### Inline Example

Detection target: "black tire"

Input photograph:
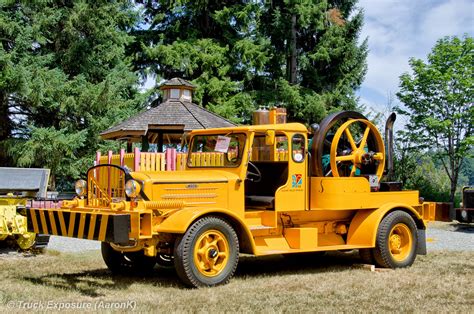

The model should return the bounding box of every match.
[101,242,156,275]
[174,216,239,287]
[373,211,418,268]
[359,248,375,265]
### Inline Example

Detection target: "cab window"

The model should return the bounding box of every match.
[187,133,246,167]
[292,134,305,163]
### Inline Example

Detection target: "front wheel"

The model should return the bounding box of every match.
[101,242,156,275]
[373,211,418,268]
[174,216,239,287]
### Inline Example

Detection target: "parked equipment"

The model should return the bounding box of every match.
[27,111,449,286]
[0,167,51,250]
[455,186,473,223]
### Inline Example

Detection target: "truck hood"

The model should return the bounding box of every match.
[131,170,238,184]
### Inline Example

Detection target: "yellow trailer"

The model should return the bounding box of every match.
[27,111,448,287]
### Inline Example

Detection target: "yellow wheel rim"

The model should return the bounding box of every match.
[16,232,36,250]
[330,119,385,180]
[193,230,229,277]
[388,223,413,262]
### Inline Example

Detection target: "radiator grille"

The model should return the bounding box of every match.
[87,165,126,207]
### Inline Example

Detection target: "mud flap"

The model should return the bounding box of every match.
[417,229,426,255]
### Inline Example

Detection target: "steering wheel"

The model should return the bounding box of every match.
[246,161,262,182]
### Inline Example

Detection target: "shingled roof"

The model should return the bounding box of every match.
[161,77,196,88]
[100,99,236,140]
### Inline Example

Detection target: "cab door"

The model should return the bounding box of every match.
[274,133,307,211]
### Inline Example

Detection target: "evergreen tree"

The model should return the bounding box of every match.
[257,0,367,123]
[135,0,367,124]
[0,0,143,188]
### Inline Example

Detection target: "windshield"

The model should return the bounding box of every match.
[187,133,246,168]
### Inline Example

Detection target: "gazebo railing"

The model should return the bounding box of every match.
[96,148,289,171]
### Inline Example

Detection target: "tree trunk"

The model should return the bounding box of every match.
[289,13,297,84]
[0,92,12,166]
[450,180,456,205]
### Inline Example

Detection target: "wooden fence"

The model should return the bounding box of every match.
[96,148,289,172]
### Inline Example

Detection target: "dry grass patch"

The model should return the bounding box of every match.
[0,249,472,312]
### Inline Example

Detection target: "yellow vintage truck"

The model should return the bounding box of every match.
[27,111,447,287]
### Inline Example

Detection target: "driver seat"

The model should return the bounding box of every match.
[245,162,288,210]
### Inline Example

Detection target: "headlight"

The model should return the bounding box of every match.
[125,180,141,198]
[75,179,87,197]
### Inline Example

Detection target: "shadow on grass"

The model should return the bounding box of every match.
[22,266,183,297]
[21,251,363,294]
[235,251,361,278]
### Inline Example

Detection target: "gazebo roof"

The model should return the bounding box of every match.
[100,99,236,141]
[160,77,196,89]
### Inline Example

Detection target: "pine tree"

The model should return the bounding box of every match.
[135,0,367,125]
[256,0,367,124]
[0,0,143,188]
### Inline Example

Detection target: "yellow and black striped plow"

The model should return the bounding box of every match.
[27,208,130,245]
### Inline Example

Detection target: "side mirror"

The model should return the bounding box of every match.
[265,130,275,146]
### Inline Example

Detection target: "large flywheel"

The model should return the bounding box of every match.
[311,111,385,182]
[330,119,385,178]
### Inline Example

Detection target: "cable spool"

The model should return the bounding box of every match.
[311,111,385,183]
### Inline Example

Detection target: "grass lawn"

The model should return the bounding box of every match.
[0,249,472,312]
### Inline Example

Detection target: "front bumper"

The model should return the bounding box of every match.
[27,207,131,245]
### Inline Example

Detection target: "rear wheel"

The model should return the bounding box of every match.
[174,216,239,287]
[373,211,418,268]
[101,242,156,275]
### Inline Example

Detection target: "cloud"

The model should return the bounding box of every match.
[357,0,473,106]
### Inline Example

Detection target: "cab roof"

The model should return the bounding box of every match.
[189,123,309,135]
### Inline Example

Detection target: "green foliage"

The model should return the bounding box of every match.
[8,127,86,187]
[396,35,474,202]
[135,0,367,125]
[392,135,450,202]
[0,1,143,188]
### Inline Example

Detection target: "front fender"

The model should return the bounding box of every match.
[155,207,256,253]
[346,203,425,247]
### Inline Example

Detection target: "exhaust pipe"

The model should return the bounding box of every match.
[384,112,396,181]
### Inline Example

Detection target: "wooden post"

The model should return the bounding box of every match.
[158,133,164,153]
[96,151,101,166]
[120,149,125,167]
[171,148,176,170]
[166,148,172,171]
[107,151,112,195]
[134,147,140,171]
[95,151,101,179]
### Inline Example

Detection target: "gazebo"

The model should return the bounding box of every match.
[100,78,236,152]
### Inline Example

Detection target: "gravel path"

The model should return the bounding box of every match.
[426,222,474,251]
[42,222,474,253]
[47,236,100,252]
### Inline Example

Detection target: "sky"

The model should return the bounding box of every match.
[357,0,474,115]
